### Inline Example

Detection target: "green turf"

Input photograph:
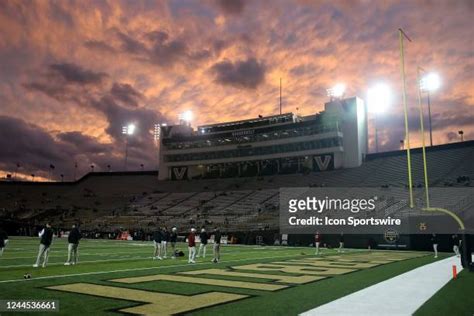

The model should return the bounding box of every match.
[414,269,474,316]
[0,237,468,316]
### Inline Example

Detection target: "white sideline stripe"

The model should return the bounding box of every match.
[0,253,307,284]
[300,256,463,316]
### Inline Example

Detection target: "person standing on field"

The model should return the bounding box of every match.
[338,233,344,253]
[33,223,54,268]
[451,234,461,257]
[162,227,169,259]
[212,227,221,263]
[314,231,321,255]
[0,227,8,257]
[197,228,208,258]
[188,228,196,264]
[153,226,163,260]
[170,227,178,259]
[64,224,82,265]
[431,234,438,258]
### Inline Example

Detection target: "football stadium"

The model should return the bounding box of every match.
[1,99,473,315]
[0,1,473,315]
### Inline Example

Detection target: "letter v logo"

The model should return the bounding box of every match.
[173,167,187,180]
[314,155,332,171]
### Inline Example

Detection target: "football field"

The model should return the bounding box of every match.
[0,237,472,315]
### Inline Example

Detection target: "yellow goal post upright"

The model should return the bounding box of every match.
[399,28,472,271]
[398,28,465,231]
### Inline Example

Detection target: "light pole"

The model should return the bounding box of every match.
[398,28,414,208]
[459,130,464,142]
[122,123,136,171]
[49,164,55,182]
[367,83,391,153]
[14,163,20,180]
[416,67,430,208]
[420,72,441,146]
[427,92,433,146]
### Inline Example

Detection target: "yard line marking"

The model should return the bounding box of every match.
[0,252,302,271]
[0,253,317,284]
[0,250,159,260]
[0,248,333,269]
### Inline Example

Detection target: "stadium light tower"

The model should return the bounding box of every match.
[122,123,136,171]
[367,83,391,153]
[326,83,346,100]
[420,72,441,146]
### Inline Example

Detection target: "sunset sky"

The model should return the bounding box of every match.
[0,0,473,181]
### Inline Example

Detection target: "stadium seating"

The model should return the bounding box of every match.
[0,141,472,233]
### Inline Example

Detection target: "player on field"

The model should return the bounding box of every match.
[212,227,221,263]
[314,231,321,255]
[170,227,178,259]
[33,223,53,268]
[197,228,208,258]
[0,227,8,257]
[162,227,169,259]
[64,224,82,265]
[153,227,163,260]
[451,234,461,257]
[431,233,438,258]
[338,233,344,253]
[188,228,196,264]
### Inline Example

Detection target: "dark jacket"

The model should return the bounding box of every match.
[68,227,82,244]
[153,230,163,243]
[40,227,54,247]
[214,231,221,244]
[163,230,170,242]
[170,232,177,243]
[188,233,196,247]
[451,235,460,247]
[0,229,8,248]
[200,232,208,244]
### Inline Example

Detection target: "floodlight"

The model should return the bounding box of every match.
[180,110,193,122]
[127,124,135,135]
[122,124,136,135]
[327,83,346,98]
[367,83,391,113]
[420,73,441,92]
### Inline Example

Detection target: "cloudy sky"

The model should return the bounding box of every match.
[0,0,473,181]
